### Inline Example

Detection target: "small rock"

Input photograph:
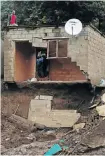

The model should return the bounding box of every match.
[73,123,85,131]
[5,138,10,141]
[45,130,55,135]
[31,126,37,132]
[26,133,36,140]
[96,105,105,116]
[101,93,105,103]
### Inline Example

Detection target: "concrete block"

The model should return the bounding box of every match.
[34,96,40,100]
[39,95,53,101]
[28,112,80,127]
[30,99,51,111]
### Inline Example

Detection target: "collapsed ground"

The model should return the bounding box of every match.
[1,83,105,155]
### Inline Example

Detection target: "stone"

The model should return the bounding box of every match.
[96,105,105,116]
[45,130,55,135]
[82,120,105,148]
[101,93,105,103]
[35,123,46,130]
[73,123,85,131]
[26,133,36,141]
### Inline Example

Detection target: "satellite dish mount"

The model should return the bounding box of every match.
[65,19,82,37]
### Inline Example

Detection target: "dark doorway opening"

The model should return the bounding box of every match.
[15,41,36,82]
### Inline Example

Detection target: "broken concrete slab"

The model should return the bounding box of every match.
[40,95,53,101]
[2,141,54,155]
[96,105,105,116]
[82,120,105,148]
[34,96,40,100]
[30,99,51,111]
[73,123,85,131]
[101,93,105,103]
[28,110,80,127]
[51,110,77,113]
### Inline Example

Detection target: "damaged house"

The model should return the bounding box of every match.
[4,24,105,86]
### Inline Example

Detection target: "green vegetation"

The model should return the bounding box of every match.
[1,1,105,33]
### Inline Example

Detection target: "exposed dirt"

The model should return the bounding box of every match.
[1,83,105,155]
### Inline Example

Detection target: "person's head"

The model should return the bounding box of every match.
[12,10,15,15]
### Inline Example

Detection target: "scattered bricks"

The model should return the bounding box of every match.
[39,95,53,101]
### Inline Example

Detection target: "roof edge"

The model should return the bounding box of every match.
[87,24,105,38]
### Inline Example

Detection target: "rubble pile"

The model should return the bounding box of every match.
[1,85,105,155]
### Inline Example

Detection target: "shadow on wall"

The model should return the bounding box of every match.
[15,41,36,82]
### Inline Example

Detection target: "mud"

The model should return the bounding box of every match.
[1,83,105,154]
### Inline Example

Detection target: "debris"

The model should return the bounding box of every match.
[40,95,53,100]
[1,145,7,154]
[30,126,37,133]
[8,114,35,131]
[101,93,105,103]
[96,105,105,117]
[44,144,62,156]
[34,96,40,99]
[5,138,10,141]
[99,79,105,87]
[34,123,46,130]
[31,78,37,82]
[89,102,100,109]
[45,130,55,135]
[73,123,85,131]
[82,120,105,148]
[63,146,69,150]
[37,133,56,141]
[13,104,20,115]
[59,139,65,143]
[26,133,36,141]
[61,129,75,138]
[90,96,95,104]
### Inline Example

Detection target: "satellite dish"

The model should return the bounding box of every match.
[65,19,82,36]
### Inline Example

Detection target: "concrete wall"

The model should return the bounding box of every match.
[4,37,15,81]
[4,25,105,85]
[68,27,88,72]
[87,26,105,85]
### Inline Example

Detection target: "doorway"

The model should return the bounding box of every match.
[15,41,36,82]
